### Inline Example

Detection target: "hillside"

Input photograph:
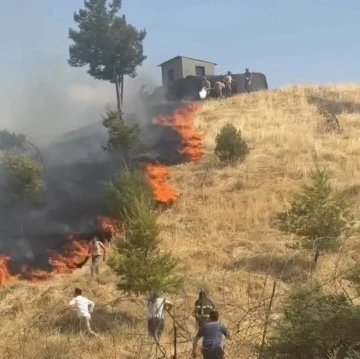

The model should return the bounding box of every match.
[0,85,359,359]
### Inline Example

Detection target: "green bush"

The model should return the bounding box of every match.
[102,110,142,164]
[3,152,45,206]
[277,167,353,264]
[259,283,360,359]
[104,167,154,223]
[214,123,249,163]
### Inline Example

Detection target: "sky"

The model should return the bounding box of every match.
[0,0,359,143]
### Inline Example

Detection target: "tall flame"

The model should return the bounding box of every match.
[146,103,204,204]
[152,103,204,161]
[0,255,13,286]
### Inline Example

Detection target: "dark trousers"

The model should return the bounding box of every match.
[202,347,224,359]
[147,318,164,339]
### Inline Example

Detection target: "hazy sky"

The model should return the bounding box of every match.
[1,0,359,143]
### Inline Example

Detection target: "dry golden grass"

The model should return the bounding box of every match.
[1,84,360,358]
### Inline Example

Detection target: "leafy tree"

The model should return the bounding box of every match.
[107,195,181,295]
[68,0,147,115]
[214,123,249,163]
[0,130,26,151]
[0,130,45,171]
[3,151,45,206]
[259,283,360,359]
[104,166,154,224]
[102,109,142,164]
[277,167,353,266]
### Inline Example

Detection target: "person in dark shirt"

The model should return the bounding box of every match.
[192,310,230,359]
[244,68,252,93]
[194,289,215,328]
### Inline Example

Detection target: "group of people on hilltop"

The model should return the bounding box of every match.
[69,238,230,358]
[201,68,253,99]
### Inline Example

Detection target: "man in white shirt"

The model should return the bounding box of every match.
[147,292,173,342]
[222,71,233,97]
[69,287,97,336]
[214,81,225,99]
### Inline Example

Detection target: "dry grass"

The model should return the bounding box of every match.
[1,84,360,358]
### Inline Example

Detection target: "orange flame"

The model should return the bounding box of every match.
[48,235,89,274]
[146,103,204,204]
[0,255,13,286]
[145,163,179,205]
[152,104,204,162]
[96,215,119,236]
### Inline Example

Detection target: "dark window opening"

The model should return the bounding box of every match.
[195,66,205,76]
[168,69,175,83]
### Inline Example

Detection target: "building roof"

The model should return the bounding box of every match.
[158,56,217,67]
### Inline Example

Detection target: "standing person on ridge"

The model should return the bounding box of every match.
[192,310,230,359]
[88,237,106,277]
[222,71,233,97]
[147,291,174,342]
[194,289,216,329]
[244,68,252,93]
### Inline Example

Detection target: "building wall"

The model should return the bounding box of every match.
[181,58,215,78]
[161,57,216,86]
[161,57,183,86]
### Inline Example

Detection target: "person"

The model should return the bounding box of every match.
[147,292,174,342]
[69,287,98,336]
[222,71,232,97]
[192,310,230,359]
[194,289,215,328]
[214,81,225,98]
[201,76,211,94]
[244,68,252,93]
[88,237,106,277]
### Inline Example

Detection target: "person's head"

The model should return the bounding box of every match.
[91,237,96,244]
[209,310,219,322]
[149,291,159,303]
[227,71,231,75]
[74,287,82,297]
[203,76,207,81]
[245,68,249,72]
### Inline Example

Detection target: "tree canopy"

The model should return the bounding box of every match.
[68,0,147,114]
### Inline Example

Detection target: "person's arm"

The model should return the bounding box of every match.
[69,298,75,306]
[221,325,230,339]
[165,299,173,311]
[192,328,203,358]
[88,299,95,313]
[99,241,106,260]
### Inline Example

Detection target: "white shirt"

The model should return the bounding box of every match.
[223,75,232,84]
[147,298,166,319]
[69,295,95,318]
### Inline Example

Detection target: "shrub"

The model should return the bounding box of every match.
[259,283,360,359]
[104,167,154,223]
[214,123,249,163]
[102,110,142,164]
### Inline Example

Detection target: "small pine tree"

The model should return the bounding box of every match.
[104,167,154,223]
[3,151,45,206]
[214,123,249,163]
[102,110,142,165]
[277,167,353,265]
[107,196,181,295]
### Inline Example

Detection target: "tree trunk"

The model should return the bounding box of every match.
[115,80,122,118]
[120,74,124,111]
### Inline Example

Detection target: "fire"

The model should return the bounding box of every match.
[146,103,204,204]
[152,103,204,162]
[48,235,89,274]
[0,255,13,286]
[145,163,179,205]
[96,215,119,236]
